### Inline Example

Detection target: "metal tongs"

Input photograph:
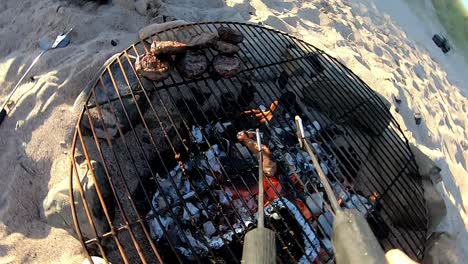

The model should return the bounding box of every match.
[294,116,385,264]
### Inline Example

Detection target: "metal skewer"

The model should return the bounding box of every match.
[241,129,276,264]
[294,116,385,264]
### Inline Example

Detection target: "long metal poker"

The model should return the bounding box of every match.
[241,128,276,263]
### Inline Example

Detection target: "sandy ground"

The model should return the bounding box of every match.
[0,0,466,263]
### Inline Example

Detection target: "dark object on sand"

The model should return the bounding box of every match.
[217,26,244,44]
[0,109,6,124]
[432,34,451,54]
[213,55,241,77]
[176,50,208,78]
[213,40,240,54]
[135,53,171,81]
[150,40,188,55]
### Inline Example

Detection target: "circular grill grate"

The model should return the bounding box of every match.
[70,22,428,263]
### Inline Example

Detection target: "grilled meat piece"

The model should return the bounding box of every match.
[150,40,187,55]
[186,32,218,49]
[135,53,171,81]
[217,26,244,44]
[237,130,277,176]
[213,55,241,78]
[176,50,208,79]
[213,40,240,54]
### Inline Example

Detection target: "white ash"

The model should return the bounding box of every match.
[203,221,216,237]
[306,192,324,215]
[192,126,204,144]
[265,198,321,263]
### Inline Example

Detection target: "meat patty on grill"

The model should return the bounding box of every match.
[213,55,241,78]
[176,50,208,79]
[217,26,244,44]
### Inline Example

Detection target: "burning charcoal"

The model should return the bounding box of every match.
[213,40,240,54]
[320,162,329,176]
[312,121,321,131]
[343,193,372,215]
[265,198,321,262]
[186,32,218,49]
[176,50,208,79]
[135,53,171,81]
[205,175,215,186]
[192,125,204,144]
[203,221,217,237]
[214,190,229,205]
[214,121,226,134]
[182,191,195,200]
[208,236,225,249]
[183,202,200,222]
[213,55,242,78]
[305,192,323,215]
[184,231,209,254]
[217,26,244,44]
[205,149,221,175]
[241,100,279,125]
[150,40,187,55]
[177,247,193,259]
[222,231,234,241]
[233,199,252,221]
[235,143,254,161]
[321,238,333,253]
[158,179,179,202]
[331,182,347,202]
[152,194,172,211]
[148,214,174,240]
[318,210,334,238]
[285,153,299,173]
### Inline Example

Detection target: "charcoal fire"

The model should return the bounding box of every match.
[144,91,383,263]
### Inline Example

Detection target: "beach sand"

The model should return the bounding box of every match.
[0,0,466,263]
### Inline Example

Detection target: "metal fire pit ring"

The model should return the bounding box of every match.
[70,22,428,263]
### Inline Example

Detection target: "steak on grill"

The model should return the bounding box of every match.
[135,53,171,81]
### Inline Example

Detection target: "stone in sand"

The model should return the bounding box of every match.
[42,157,114,239]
